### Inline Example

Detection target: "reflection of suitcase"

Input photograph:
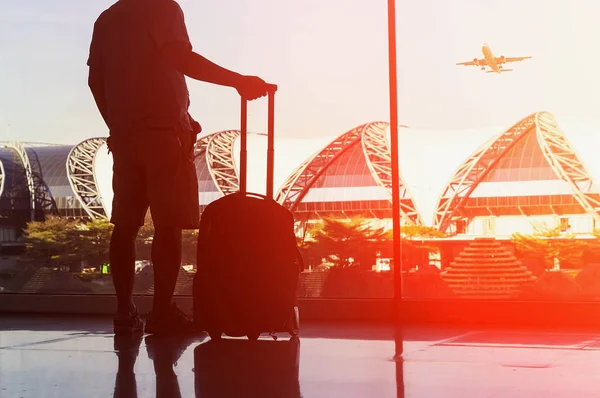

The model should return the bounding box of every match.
[194,338,302,398]
[193,88,302,340]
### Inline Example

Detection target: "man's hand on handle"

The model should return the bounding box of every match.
[236,75,276,101]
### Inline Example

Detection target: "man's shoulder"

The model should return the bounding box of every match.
[95,0,185,23]
[93,3,120,29]
[155,0,185,16]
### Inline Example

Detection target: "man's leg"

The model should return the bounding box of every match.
[109,134,149,335]
[143,128,200,335]
[151,227,182,315]
[110,224,140,315]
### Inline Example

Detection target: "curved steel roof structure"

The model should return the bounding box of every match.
[195,130,241,197]
[275,122,422,225]
[433,111,600,233]
[0,142,73,222]
[66,138,108,219]
[3,110,600,236]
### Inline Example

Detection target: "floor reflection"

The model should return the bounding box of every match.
[111,327,403,398]
[113,334,142,398]
[194,337,301,397]
[395,326,405,398]
[10,316,600,397]
[114,334,201,398]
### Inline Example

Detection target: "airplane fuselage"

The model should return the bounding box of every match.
[482,45,501,73]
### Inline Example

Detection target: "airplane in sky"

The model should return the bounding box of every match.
[456,43,532,74]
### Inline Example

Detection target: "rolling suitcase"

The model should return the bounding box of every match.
[193,86,302,340]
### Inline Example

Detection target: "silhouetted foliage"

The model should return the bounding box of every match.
[518,255,547,277]
[301,218,447,270]
[301,218,389,269]
[575,263,600,299]
[320,267,393,298]
[135,212,198,264]
[518,271,583,301]
[23,216,113,269]
[511,226,590,270]
[22,212,199,270]
[404,265,455,299]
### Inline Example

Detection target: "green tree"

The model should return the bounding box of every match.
[397,225,447,271]
[78,218,114,266]
[23,217,87,269]
[302,218,389,268]
[302,219,448,270]
[23,217,116,270]
[134,212,198,264]
[511,226,590,270]
[398,225,446,240]
[182,229,198,265]
[135,212,155,261]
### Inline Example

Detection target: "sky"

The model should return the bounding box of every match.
[1,0,600,145]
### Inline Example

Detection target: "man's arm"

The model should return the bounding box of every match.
[87,19,110,127]
[88,67,109,126]
[154,1,269,99]
[161,44,243,88]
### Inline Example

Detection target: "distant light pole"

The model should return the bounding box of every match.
[387,0,403,319]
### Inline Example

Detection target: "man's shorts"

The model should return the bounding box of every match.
[108,127,200,230]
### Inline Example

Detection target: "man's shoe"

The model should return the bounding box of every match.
[145,303,198,336]
[114,309,145,336]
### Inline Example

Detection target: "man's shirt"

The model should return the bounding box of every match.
[88,0,194,135]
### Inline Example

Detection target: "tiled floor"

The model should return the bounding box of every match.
[2,315,600,397]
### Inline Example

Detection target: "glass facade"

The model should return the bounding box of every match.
[0,147,32,238]
[26,145,87,218]
[5,0,600,318]
[313,142,377,188]
[481,131,556,183]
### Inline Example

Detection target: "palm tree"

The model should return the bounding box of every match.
[301,218,389,269]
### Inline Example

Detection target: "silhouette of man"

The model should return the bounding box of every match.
[87,0,270,335]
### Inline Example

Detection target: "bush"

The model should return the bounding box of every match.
[0,271,17,280]
[320,267,393,298]
[575,263,600,299]
[518,271,583,301]
[519,255,546,277]
[404,265,455,299]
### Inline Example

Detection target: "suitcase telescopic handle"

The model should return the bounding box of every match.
[239,84,277,198]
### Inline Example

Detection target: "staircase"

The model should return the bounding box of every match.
[298,271,329,298]
[174,271,195,295]
[441,237,535,299]
[146,269,195,295]
[19,267,53,293]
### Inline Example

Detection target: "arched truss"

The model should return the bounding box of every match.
[194,135,211,158]
[3,142,36,221]
[275,122,422,224]
[433,111,600,233]
[536,112,600,222]
[205,130,240,195]
[66,137,108,219]
[24,147,60,218]
[194,130,241,196]
[275,124,366,210]
[361,122,423,225]
[0,160,5,199]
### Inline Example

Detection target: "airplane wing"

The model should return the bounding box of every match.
[456,58,486,66]
[497,56,532,64]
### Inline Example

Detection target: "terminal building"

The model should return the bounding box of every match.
[1,111,599,241]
